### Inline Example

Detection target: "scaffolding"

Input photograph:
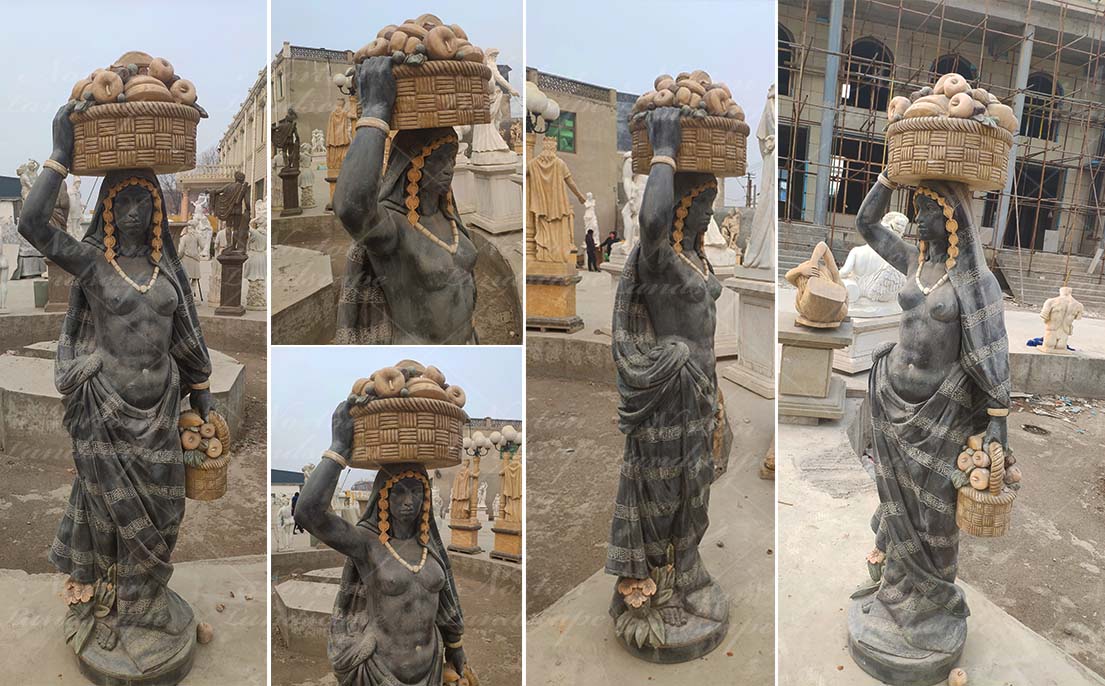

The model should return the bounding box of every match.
[779,0,1105,303]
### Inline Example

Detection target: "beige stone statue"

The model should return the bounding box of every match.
[501,452,522,522]
[325,97,356,203]
[1040,286,1083,354]
[526,136,586,263]
[786,241,849,328]
[449,457,471,521]
[720,208,742,263]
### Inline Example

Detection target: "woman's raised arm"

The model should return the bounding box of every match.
[855,173,915,275]
[334,57,398,249]
[294,400,364,559]
[637,109,682,267]
[18,103,96,277]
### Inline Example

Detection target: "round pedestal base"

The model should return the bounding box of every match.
[847,597,963,686]
[77,618,197,686]
[615,613,728,664]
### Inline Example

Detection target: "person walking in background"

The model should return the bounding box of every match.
[600,231,620,262]
[291,491,302,534]
[585,229,598,272]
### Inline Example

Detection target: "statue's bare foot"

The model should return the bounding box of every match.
[659,605,687,627]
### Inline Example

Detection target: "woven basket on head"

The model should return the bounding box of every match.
[885,117,1013,191]
[70,101,200,176]
[388,61,492,130]
[630,114,748,177]
[350,397,466,469]
[184,411,231,501]
[956,442,1016,537]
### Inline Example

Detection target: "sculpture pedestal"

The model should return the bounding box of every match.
[847,598,964,686]
[526,264,583,333]
[76,592,196,686]
[452,156,523,234]
[44,259,75,313]
[721,270,776,398]
[617,612,729,664]
[778,313,851,424]
[834,313,901,374]
[278,167,301,217]
[490,520,521,563]
[447,518,483,555]
[246,279,265,311]
[712,264,738,358]
[214,252,247,317]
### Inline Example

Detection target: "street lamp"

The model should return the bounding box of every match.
[526,81,560,134]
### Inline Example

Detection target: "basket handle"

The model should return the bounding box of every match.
[988,442,1005,495]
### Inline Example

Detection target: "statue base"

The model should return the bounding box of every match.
[215,252,247,317]
[847,598,963,686]
[278,167,302,217]
[833,313,902,374]
[616,614,728,664]
[77,600,197,686]
[44,259,76,313]
[447,521,483,555]
[778,313,852,424]
[720,275,776,398]
[526,273,583,333]
[490,522,521,563]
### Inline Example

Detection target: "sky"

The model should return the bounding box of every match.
[527,0,776,205]
[270,346,524,483]
[0,1,266,204]
[272,0,524,113]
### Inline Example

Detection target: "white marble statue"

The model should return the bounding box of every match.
[491,493,502,519]
[67,178,85,238]
[469,48,519,159]
[0,248,8,313]
[704,215,737,268]
[743,84,776,271]
[477,482,488,514]
[13,160,46,280]
[721,208,742,257]
[1040,286,1084,354]
[840,211,910,317]
[432,486,443,517]
[208,227,228,305]
[302,463,316,483]
[310,128,326,155]
[18,159,38,198]
[299,142,317,208]
[610,151,647,265]
[583,192,598,235]
[178,220,205,299]
[245,198,268,310]
[274,495,294,551]
[191,193,210,221]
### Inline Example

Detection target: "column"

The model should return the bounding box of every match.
[813,0,845,226]
[994,24,1035,249]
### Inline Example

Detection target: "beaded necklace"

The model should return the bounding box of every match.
[383,539,429,573]
[101,177,165,295]
[404,134,461,255]
[110,259,160,294]
[677,251,708,281]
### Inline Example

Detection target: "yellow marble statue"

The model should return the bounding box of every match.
[786,241,849,328]
[526,136,585,264]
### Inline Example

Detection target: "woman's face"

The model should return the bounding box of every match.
[684,187,718,236]
[390,478,423,529]
[421,142,457,195]
[915,195,947,242]
[114,186,153,243]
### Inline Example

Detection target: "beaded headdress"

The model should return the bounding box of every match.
[377,469,432,546]
[404,133,460,254]
[672,179,718,255]
[101,176,164,262]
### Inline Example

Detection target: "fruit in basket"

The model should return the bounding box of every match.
[630,70,746,124]
[205,438,223,459]
[149,57,175,83]
[171,79,197,105]
[181,430,202,451]
[971,450,991,469]
[354,16,486,65]
[406,377,449,401]
[898,74,1018,133]
[446,385,466,408]
[373,367,406,398]
[969,468,990,491]
[956,451,973,471]
[90,70,124,105]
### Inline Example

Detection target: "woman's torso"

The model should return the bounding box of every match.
[83,256,177,409]
[355,535,446,682]
[370,208,477,344]
[641,249,721,377]
[887,260,961,403]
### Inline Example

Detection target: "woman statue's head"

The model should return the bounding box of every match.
[914,192,948,242]
[672,172,718,249]
[913,184,971,270]
[102,176,164,263]
[387,128,458,212]
[377,468,431,545]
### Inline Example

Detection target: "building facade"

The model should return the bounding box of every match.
[779,0,1105,259]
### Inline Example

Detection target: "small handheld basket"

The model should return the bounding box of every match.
[956,442,1016,537]
[183,410,231,501]
[351,397,466,469]
[70,101,200,176]
[885,116,1012,191]
[389,61,492,130]
[630,113,748,177]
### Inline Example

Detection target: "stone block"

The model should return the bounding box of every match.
[833,313,901,374]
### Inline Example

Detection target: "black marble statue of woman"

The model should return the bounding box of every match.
[18,102,213,682]
[333,56,478,345]
[847,172,1011,684]
[605,109,729,662]
[294,399,467,686]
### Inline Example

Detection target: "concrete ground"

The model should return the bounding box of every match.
[526,340,774,686]
[0,555,267,685]
[778,398,1105,685]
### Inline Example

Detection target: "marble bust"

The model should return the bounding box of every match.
[840,212,909,317]
[1040,286,1083,354]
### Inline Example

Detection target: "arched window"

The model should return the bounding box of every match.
[930,53,978,83]
[843,38,893,111]
[779,25,795,97]
[1021,73,1062,142]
